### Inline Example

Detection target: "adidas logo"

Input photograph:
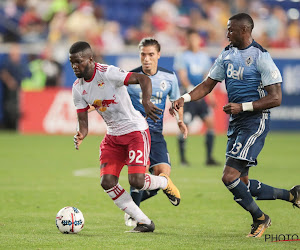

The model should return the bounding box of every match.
[82,90,87,95]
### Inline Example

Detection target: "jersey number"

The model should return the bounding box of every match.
[231,142,242,155]
[129,150,143,163]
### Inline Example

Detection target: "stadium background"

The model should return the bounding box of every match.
[0,0,300,134]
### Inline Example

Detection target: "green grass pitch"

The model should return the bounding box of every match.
[0,132,299,249]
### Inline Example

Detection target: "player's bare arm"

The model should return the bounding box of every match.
[177,107,188,139]
[74,111,88,150]
[127,72,163,122]
[171,77,218,113]
[223,83,282,115]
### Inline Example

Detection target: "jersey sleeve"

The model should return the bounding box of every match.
[173,52,186,71]
[72,86,89,113]
[208,52,226,81]
[104,65,132,87]
[168,72,181,101]
[256,52,282,87]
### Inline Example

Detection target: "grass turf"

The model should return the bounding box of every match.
[0,132,299,249]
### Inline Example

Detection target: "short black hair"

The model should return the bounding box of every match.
[229,13,254,31]
[69,41,91,54]
[138,38,161,52]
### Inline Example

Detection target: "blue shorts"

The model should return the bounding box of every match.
[183,99,209,124]
[226,113,270,167]
[149,131,171,173]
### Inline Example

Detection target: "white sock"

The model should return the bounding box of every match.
[105,183,151,224]
[141,173,168,190]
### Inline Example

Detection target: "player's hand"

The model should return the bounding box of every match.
[73,131,84,150]
[143,100,163,123]
[169,98,184,115]
[178,121,188,139]
[223,103,242,115]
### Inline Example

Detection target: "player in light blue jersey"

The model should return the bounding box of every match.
[174,28,220,166]
[125,38,188,227]
[171,13,300,238]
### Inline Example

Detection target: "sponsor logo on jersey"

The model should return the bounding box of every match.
[92,95,118,112]
[227,63,244,80]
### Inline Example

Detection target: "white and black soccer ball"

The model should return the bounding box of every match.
[55,207,84,234]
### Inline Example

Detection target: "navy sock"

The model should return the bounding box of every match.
[130,186,143,207]
[141,189,159,202]
[226,178,263,220]
[206,130,214,160]
[248,179,290,201]
[178,134,186,163]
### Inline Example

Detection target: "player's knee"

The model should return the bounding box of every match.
[128,173,145,189]
[100,175,118,190]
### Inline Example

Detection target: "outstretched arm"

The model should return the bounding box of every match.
[223,83,282,115]
[127,72,162,122]
[171,77,218,113]
[74,111,88,150]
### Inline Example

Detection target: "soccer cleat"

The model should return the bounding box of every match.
[206,158,221,166]
[124,213,137,227]
[247,214,271,238]
[159,173,181,206]
[290,185,300,208]
[127,221,155,233]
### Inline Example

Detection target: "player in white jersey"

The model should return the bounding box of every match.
[125,38,187,226]
[171,13,300,238]
[70,41,181,233]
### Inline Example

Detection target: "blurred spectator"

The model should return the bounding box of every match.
[101,21,124,53]
[0,44,31,130]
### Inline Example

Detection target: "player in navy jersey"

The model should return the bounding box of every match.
[126,38,188,227]
[174,28,220,166]
[171,13,300,238]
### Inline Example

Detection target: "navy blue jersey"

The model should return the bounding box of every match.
[127,66,180,133]
[208,41,282,123]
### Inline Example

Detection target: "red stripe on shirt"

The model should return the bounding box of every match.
[77,105,89,113]
[85,63,96,82]
[124,72,133,86]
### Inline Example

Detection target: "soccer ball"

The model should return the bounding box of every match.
[55,207,84,234]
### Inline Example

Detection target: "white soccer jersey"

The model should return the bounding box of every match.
[72,63,148,136]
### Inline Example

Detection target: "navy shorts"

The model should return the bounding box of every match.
[226,113,270,167]
[149,131,171,173]
[183,99,210,124]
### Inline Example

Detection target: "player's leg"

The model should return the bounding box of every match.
[224,117,271,237]
[198,100,219,166]
[99,134,153,232]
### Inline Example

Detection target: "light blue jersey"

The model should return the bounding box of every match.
[208,40,282,122]
[174,50,212,86]
[127,66,180,133]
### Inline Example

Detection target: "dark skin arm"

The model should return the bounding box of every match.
[127,72,163,122]
[223,83,282,114]
[74,111,88,150]
[171,77,218,113]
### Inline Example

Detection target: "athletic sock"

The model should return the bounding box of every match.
[178,134,186,163]
[206,130,214,160]
[141,189,159,202]
[130,186,143,207]
[248,179,290,201]
[105,183,151,224]
[226,178,263,221]
[140,173,168,190]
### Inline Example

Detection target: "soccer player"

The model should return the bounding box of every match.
[125,38,188,226]
[173,28,219,166]
[170,13,300,238]
[70,41,181,233]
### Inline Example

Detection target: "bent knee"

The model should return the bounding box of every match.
[101,175,118,190]
[128,173,145,189]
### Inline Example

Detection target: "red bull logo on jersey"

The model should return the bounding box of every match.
[97,80,105,88]
[92,95,118,112]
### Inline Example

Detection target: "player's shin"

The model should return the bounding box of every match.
[105,183,151,224]
[248,179,290,201]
